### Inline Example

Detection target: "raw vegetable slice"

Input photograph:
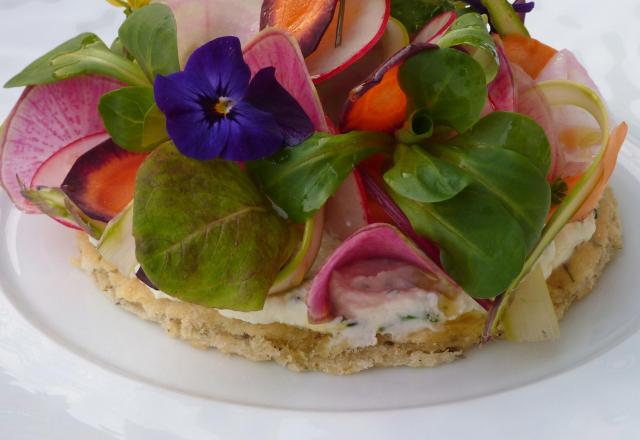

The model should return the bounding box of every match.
[97,201,137,277]
[412,11,456,44]
[0,76,122,213]
[154,0,262,67]
[341,44,435,133]
[502,264,559,342]
[324,172,368,240]
[270,209,325,294]
[488,36,516,111]
[502,34,556,78]
[512,64,558,179]
[306,0,390,82]
[260,0,339,57]
[482,0,530,37]
[62,139,147,223]
[243,28,329,132]
[488,79,620,335]
[307,223,459,323]
[30,133,110,188]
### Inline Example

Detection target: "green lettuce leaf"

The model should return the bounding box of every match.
[432,145,550,251]
[118,3,180,81]
[399,48,487,133]
[392,185,526,298]
[133,143,292,311]
[248,132,394,224]
[99,86,168,152]
[437,13,499,83]
[450,112,551,175]
[4,33,148,88]
[384,144,472,203]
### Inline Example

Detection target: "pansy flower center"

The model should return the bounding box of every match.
[213,97,234,117]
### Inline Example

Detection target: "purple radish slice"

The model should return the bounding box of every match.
[260,0,339,57]
[488,36,517,112]
[156,0,262,67]
[512,64,559,181]
[306,0,390,83]
[244,28,329,131]
[307,223,460,323]
[30,133,110,188]
[412,11,457,44]
[0,76,121,213]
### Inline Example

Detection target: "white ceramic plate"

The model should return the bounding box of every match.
[1,1,640,438]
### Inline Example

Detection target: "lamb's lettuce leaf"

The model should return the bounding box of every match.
[133,143,292,311]
[4,33,148,88]
[248,132,394,224]
[390,0,456,35]
[384,144,472,203]
[399,48,487,133]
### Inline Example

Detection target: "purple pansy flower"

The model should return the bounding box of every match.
[154,36,314,161]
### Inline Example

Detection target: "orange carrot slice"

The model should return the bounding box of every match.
[571,122,628,221]
[502,35,557,79]
[342,65,407,133]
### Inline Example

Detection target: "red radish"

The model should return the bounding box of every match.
[243,28,329,131]
[412,11,456,44]
[307,223,460,323]
[306,0,390,83]
[488,37,517,112]
[30,133,110,188]
[0,76,121,213]
[155,0,262,67]
[260,0,339,57]
[324,172,368,240]
[316,18,407,124]
[62,139,147,223]
[511,64,559,180]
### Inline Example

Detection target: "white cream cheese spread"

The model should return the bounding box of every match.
[142,214,598,349]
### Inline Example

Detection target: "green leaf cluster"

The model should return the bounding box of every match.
[133,143,293,311]
[385,108,551,297]
[248,132,395,224]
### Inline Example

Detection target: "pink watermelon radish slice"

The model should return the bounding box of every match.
[413,11,456,44]
[62,139,147,223]
[306,0,390,83]
[260,0,339,57]
[512,64,559,180]
[0,76,122,213]
[155,0,262,67]
[488,37,517,112]
[307,223,461,323]
[244,28,329,131]
[324,172,368,240]
[31,133,110,188]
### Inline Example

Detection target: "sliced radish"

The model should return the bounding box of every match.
[260,0,339,57]
[62,139,147,223]
[324,172,368,240]
[0,76,122,213]
[31,133,110,188]
[306,0,390,83]
[488,36,516,112]
[307,223,460,323]
[511,64,558,180]
[316,17,408,124]
[412,11,456,44]
[243,28,329,131]
[155,0,262,67]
